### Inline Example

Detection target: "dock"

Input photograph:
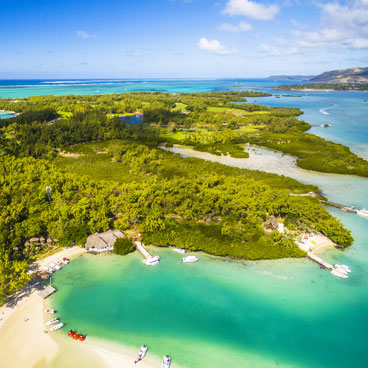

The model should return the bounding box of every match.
[321,200,357,213]
[38,286,56,299]
[307,252,333,270]
[134,241,153,259]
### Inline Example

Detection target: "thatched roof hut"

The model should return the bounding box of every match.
[85,230,125,252]
[47,238,53,243]
[264,216,278,230]
[29,237,39,243]
[40,236,45,243]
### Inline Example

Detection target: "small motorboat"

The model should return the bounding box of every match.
[35,272,50,280]
[43,267,54,274]
[162,355,171,368]
[45,309,56,314]
[173,248,186,254]
[135,345,148,363]
[144,256,160,266]
[49,322,64,332]
[182,255,198,263]
[330,269,348,279]
[61,257,70,264]
[50,263,61,271]
[341,264,351,273]
[357,208,368,218]
[79,334,85,341]
[68,330,74,336]
[55,260,63,266]
[334,265,348,275]
[46,318,59,326]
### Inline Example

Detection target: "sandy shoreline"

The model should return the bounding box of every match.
[0,246,164,368]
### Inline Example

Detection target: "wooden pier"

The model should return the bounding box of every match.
[321,200,356,213]
[134,241,153,259]
[307,252,333,270]
[38,286,56,299]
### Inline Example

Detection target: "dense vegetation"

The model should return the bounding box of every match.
[276,83,368,91]
[113,237,136,256]
[0,91,356,304]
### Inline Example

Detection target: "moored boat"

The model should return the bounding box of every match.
[43,267,54,274]
[144,256,160,266]
[173,248,186,254]
[162,355,171,368]
[73,332,79,340]
[182,255,198,263]
[61,257,70,264]
[341,264,351,273]
[46,318,59,326]
[55,260,63,265]
[49,322,64,332]
[357,208,368,218]
[330,269,348,279]
[45,309,56,314]
[79,334,85,341]
[50,263,61,271]
[35,272,50,280]
[68,330,74,336]
[135,345,148,363]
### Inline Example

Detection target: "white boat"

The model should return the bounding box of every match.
[46,318,59,326]
[162,355,171,368]
[357,208,368,218]
[330,269,348,279]
[45,309,56,314]
[43,267,54,274]
[55,260,63,266]
[61,257,70,264]
[145,256,160,266]
[334,265,348,275]
[341,264,351,273]
[49,322,64,332]
[50,263,61,271]
[135,345,148,363]
[182,255,198,263]
[173,248,186,254]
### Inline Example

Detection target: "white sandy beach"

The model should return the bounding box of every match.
[0,246,165,368]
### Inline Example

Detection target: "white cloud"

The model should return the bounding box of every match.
[218,21,253,32]
[197,37,238,55]
[127,51,142,57]
[222,0,279,21]
[76,30,96,39]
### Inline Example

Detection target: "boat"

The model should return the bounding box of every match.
[68,330,74,336]
[50,263,61,271]
[79,334,85,341]
[45,309,56,314]
[320,123,331,127]
[341,264,351,273]
[43,267,54,274]
[73,332,79,340]
[357,208,368,218]
[35,272,50,280]
[334,265,348,275]
[61,257,70,264]
[49,322,64,332]
[46,318,59,326]
[162,355,171,368]
[330,269,348,279]
[173,248,186,254]
[144,256,160,266]
[182,255,198,263]
[55,260,63,265]
[135,345,148,363]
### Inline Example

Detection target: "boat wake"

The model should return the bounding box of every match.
[319,103,338,115]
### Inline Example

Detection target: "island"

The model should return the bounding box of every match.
[0,91,357,304]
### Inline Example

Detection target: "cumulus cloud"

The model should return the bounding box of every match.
[218,21,253,32]
[197,37,238,55]
[222,0,279,21]
[259,0,368,57]
[76,30,96,39]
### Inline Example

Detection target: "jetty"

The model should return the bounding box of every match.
[321,200,357,213]
[134,241,152,259]
[38,286,56,299]
[307,252,333,270]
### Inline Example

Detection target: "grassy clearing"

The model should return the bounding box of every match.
[172,103,188,113]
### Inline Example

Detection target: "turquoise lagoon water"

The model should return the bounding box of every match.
[1,79,367,367]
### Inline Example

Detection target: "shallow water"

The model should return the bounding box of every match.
[4,79,366,367]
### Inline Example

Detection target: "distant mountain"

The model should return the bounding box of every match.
[265,75,315,81]
[311,67,368,83]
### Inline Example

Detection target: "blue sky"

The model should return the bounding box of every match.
[0,0,367,78]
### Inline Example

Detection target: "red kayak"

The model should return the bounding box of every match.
[79,334,85,341]
[68,330,74,336]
